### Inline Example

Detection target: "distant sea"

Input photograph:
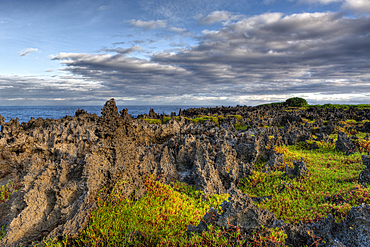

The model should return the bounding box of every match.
[0,105,201,124]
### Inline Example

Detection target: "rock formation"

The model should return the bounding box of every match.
[359,155,370,188]
[0,99,369,246]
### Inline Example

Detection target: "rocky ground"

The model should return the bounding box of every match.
[0,99,370,246]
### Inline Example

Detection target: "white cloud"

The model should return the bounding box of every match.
[0,75,104,105]
[198,11,241,25]
[298,0,342,4]
[263,0,277,4]
[101,45,145,54]
[166,27,188,33]
[43,12,370,106]
[127,19,167,29]
[295,0,370,13]
[343,0,370,13]
[19,48,38,56]
[98,5,108,11]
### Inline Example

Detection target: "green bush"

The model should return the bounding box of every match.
[285,97,308,107]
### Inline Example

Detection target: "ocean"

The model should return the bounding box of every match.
[0,105,200,124]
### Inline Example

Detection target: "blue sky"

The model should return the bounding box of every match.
[0,0,369,106]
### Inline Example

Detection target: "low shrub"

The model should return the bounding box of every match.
[285,97,308,107]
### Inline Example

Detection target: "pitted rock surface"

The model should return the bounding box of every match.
[285,157,310,179]
[335,131,355,155]
[186,183,286,232]
[359,155,370,188]
[0,99,369,246]
[307,203,370,247]
[263,146,284,173]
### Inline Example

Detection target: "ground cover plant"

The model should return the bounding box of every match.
[260,97,370,110]
[71,175,229,246]
[143,114,243,126]
[144,118,161,124]
[184,114,242,125]
[0,181,17,204]
[2,100,370,247]
[0,181,17,241]
[34,115,370,246]
[37,175,290,247]
[240,132,370,225]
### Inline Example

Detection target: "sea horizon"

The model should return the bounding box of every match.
[0,105,221,124]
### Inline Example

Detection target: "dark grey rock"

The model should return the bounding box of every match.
[335,131,355,155]
[359,155,370,188]
[285,157,310,179]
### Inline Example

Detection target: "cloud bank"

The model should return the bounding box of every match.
[198,11,241,25]
[45,12,370,105]
[2,9,370,106]
[343,0,370,13]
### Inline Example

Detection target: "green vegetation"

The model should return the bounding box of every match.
[184,115,243,125]
[0,181,18,241]
[0,226,6,241]
[0,181,17,204]
[228,115,242,120]
[145,115,245,126]
[311,103,370,110]
[144,118,161,124]
[285,97,308,107]
[35,175,293,247]
[144,115,243,126]
[4,133,370,247]
[258,99,370,110]
[240,132,370,225]
[3,102,370,246]
[162,117,172,124]
[69,175,229,246]
[185,116,218,124]
[234,122,250,131]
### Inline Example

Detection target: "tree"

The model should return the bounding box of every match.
[285,97,308,107]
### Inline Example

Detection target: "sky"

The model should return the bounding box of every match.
[0,0,369,107]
